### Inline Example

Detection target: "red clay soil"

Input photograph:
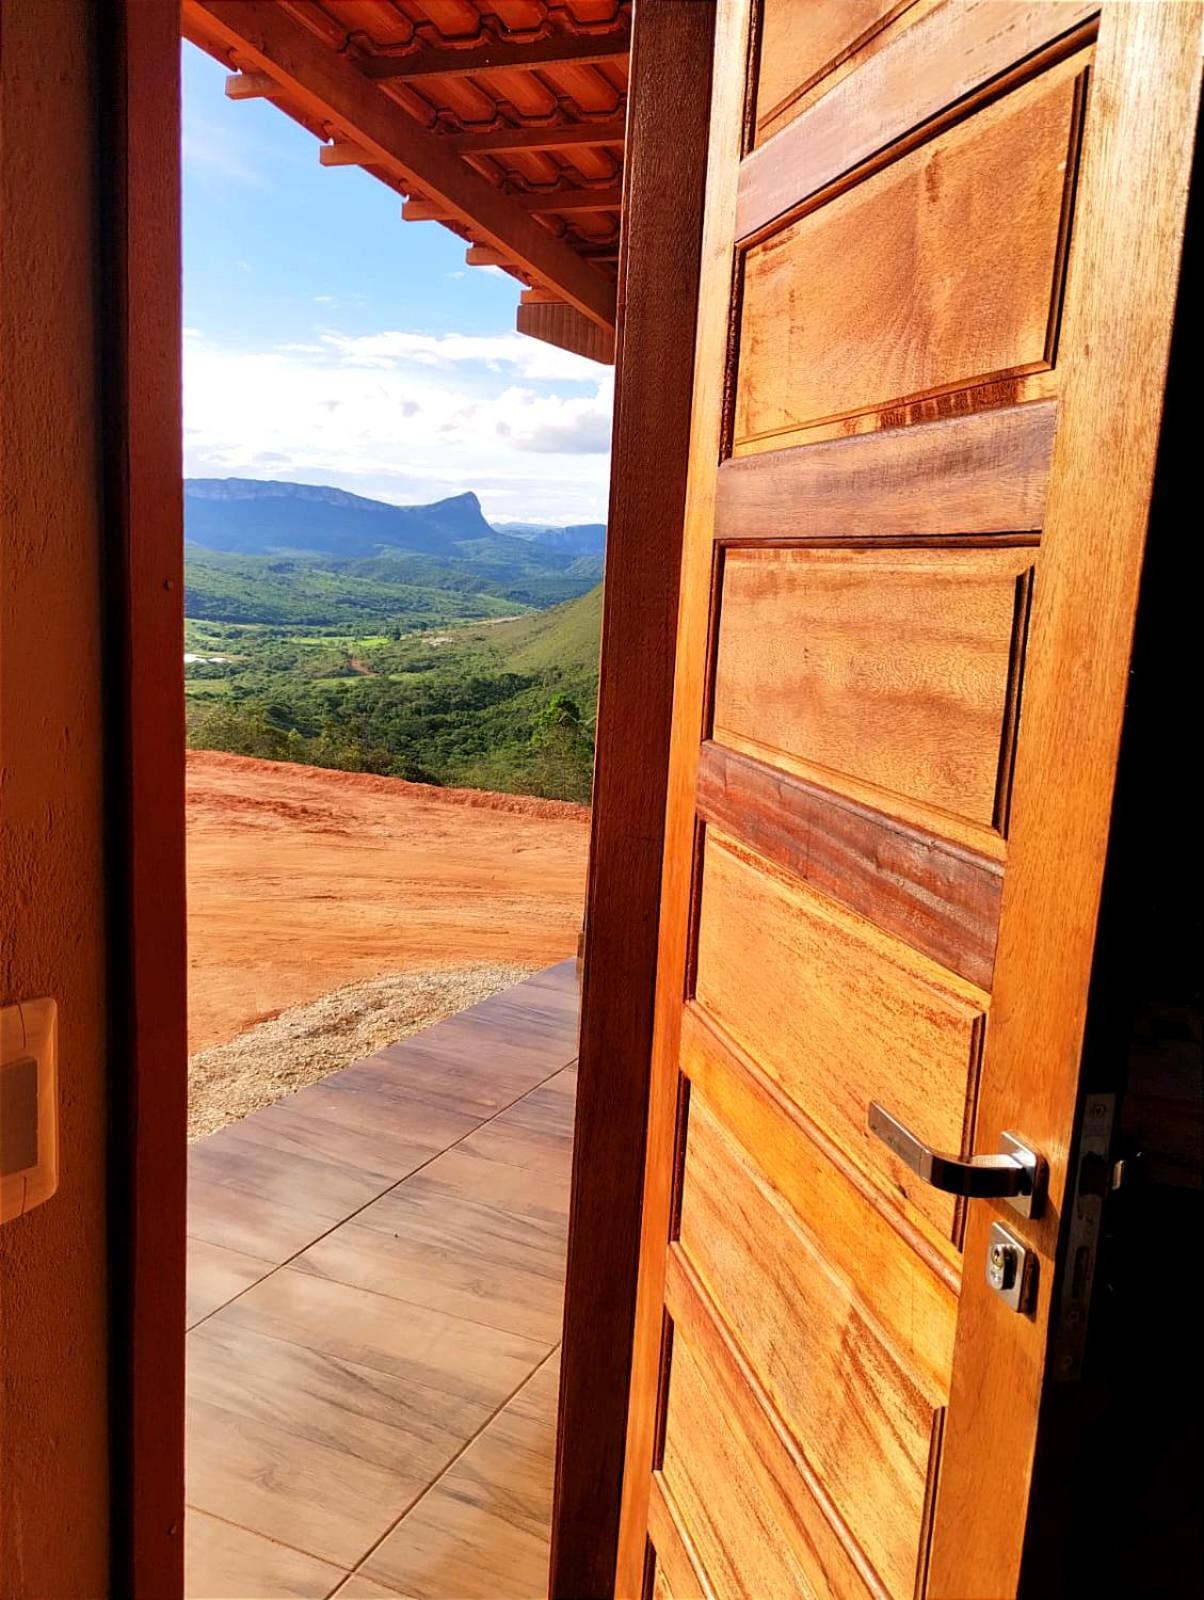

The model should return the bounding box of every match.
[187,750,590,1051]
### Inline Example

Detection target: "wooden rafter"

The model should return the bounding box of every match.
[450,117,626,154]
[183,0,616,330]
[520,186,622,211]
[224,70,278,99]
[465,244,509,267]
[399,187,622,221]
[357,27,631,82]
[319,140,371,166]
[402,198,448,221]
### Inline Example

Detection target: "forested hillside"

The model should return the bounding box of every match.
[185,585,603,803]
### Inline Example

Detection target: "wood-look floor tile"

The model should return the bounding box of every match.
[218,1265,547,1414]
[329,1041,536,1124]
[406,1013,573,1078]
[452,1008,579,1068]
[187,1237,274,1329]
[241,1080,478,1180]
[188,1174,335,1265]
[529,957,578,987]
[188,1318,514,1566]
[188,1394,413,1571]
[411,1140,573,1219]
[539,1060,578,1097]
[291,1222,563,1345]
[515,960,576,998]
[190,1120,395,1223]
[331,1578,408,1599]
[457,1075,576,1176]
[362,1354,560,1600]
[295,1157,568,1343]
[183,964,581,1598]
[185,1509,346,1599]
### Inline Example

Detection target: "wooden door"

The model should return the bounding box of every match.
[615,4,1201,1598]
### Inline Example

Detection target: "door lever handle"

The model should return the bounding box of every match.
[868,1102,1046,1217]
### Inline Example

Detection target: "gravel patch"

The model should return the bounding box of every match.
[189,963,534,1140]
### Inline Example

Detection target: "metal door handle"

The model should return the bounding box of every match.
[868,1102,1046,1217]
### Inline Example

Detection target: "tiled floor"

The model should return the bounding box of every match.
[185,961,580,1600]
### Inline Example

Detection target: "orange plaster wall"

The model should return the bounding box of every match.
[1,2,112,1593]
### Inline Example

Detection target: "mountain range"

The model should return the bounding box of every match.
[183,479,606,623]
[186,478,605,560]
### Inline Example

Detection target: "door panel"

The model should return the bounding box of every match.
[617,3,1201,1598]
[694,831,986,1243]
[677,1096,938,1598]
[752,0,917,148]
[712,547,1035,835]
[659,1331,819,1600]
[679,1008,959,1402]
[734,53,1084,451]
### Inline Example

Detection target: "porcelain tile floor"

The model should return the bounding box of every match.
[185,961,579,1600]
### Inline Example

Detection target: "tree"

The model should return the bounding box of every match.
[528,694,594,803]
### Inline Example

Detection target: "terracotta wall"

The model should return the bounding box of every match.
[0,2,112,1594]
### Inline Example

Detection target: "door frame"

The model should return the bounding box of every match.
[113,3,714,1596]
[102,1,188,1594]
[549,3,716,1596]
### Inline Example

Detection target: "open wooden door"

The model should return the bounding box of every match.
[615,4,1201,1598]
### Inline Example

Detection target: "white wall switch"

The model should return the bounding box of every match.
[1,998,58,1223]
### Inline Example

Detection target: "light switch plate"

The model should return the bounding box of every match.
[1,998,58,1223]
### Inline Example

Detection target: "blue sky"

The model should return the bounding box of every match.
[182,42,612,524]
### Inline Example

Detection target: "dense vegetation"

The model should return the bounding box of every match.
[184,550,527,628]
[185,586,603,803]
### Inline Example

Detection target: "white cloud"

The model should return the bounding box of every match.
[493,385,612,453]
[183,327,612,523]
[320,328,602,383]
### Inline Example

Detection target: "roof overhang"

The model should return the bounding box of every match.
[182,0,628,364]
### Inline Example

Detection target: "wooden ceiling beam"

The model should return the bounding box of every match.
[520,186,623,211]
[183,0,616,330]
[224,71,279,100]
[358,28,630,82]
[319,140,372,167]
[450,118,626,154]
[465,244,509,267]
[402,198,449,222]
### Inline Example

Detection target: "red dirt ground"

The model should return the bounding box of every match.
[187,751,590,1051]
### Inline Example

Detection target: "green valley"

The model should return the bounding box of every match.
[185,586,603,803]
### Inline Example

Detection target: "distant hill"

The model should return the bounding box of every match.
[186,479,606,562]
[183,479,606,623]
[494,520,606,557]
[485,584,603,694]
[185,479,495,558]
